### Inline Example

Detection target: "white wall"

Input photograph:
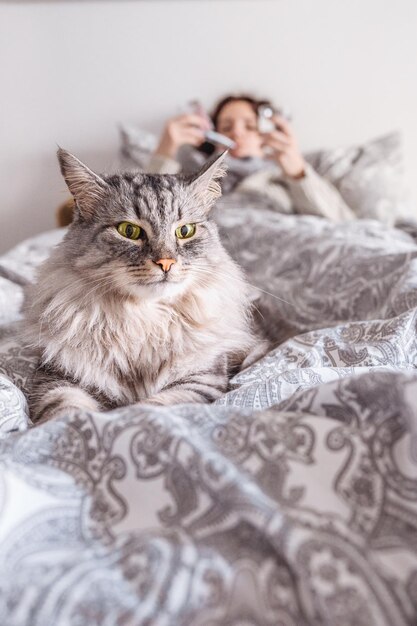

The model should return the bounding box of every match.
[1,0,416,253]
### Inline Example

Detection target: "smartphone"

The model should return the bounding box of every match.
[257,104,275,134]
[186,100,236,150]
[258,104,292,134]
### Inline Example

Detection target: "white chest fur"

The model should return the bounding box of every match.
[38,284,249,404]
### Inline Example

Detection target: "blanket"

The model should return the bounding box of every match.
[0,200,416,625]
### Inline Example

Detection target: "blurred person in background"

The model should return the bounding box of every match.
[148,94,355,222]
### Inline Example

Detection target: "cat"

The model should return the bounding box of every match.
[23,148,263,422]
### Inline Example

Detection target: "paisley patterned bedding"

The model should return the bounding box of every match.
[0,205,416,625]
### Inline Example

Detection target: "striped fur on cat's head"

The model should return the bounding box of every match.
[57,148,228,300]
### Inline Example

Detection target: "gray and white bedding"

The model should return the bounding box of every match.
[0,199,416,625]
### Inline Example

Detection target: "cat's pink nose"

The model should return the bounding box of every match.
[154,258,176,273]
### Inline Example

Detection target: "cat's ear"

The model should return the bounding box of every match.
[187,150,228,212]
[57,148,108,219]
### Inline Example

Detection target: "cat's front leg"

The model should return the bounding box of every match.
[29,366,100,423]
[143,362,228,406]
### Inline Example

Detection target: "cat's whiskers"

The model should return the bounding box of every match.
[38,264,189,326]
[72,268,140,309]
[48,273,118,306]
[126,267,190,287]
[35,258,295,327]
[40,271,128,321]
[76,274,127,308]
[39,281,129,352]
[246,284,296,308]
[190,264,296,308]
[29,270,116,309]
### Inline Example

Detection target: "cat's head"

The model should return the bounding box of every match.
[57,148,228,300]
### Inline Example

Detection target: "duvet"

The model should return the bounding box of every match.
[0,198,416,625]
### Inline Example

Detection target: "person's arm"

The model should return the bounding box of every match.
[262,114,355,222]
[283,163,355,221]
[147,113,208,174]
[147,153,182,174]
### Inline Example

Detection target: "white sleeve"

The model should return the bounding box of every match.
[285,163,356,222]
[146,154,182,175]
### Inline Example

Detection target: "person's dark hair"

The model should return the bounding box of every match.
[210,94,274,129]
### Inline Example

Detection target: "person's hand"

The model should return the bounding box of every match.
[261,114,306,179]
[154,114,210,159]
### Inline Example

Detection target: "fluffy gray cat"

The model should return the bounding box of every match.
[24,149,262,422]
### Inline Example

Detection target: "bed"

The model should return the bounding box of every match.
[0,183,416,625]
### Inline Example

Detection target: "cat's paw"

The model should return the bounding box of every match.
[33,387,100,424]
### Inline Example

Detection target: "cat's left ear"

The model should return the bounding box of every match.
[57,148,108,219]
[187,150,228,213]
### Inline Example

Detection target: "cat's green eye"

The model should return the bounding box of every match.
[117,222,142,240]
[175,224,196,240]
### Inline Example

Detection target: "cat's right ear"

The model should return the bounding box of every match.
[186,150,228,213]
[57,148,108,219]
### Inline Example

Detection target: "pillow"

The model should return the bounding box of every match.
[305,132,414,221]
[119,124,158,171]
[119,125,415,221]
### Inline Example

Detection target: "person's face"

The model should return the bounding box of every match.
[215,100,264,158]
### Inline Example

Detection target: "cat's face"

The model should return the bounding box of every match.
[57,149,227,300]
